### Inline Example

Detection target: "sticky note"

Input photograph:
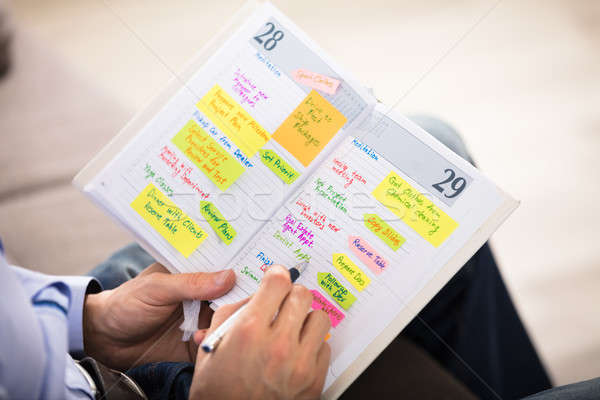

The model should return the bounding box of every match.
[348,236,388,275]
[259,149,300,184]
[272,90,347,167]
[171,119,245,191]
[199,201,236,245]
[197,84,271,158]
[310,290,345,327]
[364,214,406,251]
[291,69,341,95]
[317,272,356,310]
[332,253,371,291]
[372,171,458,247]
[131,183,206,257]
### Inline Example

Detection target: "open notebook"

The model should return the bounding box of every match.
[74,2,517,398]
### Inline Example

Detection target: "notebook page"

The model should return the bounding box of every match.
[213,131,506,390]
[81,2,374,274]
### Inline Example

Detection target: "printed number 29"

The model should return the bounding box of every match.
[432,169,467,198]
[253,22,284,51]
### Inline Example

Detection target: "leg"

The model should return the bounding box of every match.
[341,336,477,399]
[524,377,600,399]
[127,362,194,400]
[409,115,474,165]
[402,242,551,399]
[88,243,155,290]
[404,116,551,398]
[345,116,551,399]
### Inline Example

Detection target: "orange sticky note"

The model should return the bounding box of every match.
[272,90,347,167]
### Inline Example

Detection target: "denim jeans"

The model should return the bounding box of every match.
[87,117,570,400]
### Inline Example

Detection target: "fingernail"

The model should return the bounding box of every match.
[193,329,207,345]
[215,269,232,286]
[267,264,286,275]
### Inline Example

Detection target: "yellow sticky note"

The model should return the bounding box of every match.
[332,253,371,291]
[131,183,207,257]
[372,171,458,247]
[272,90,347,167]
[197,84,271,158]
[172,119,245,191]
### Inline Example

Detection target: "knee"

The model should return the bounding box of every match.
[409,115,472,163]
[88,261,136,289]
[88,243,155,289]
[111,243,155,271]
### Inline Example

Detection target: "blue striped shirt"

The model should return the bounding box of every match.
[0,251,97,399]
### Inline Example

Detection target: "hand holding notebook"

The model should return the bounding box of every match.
[74,2,517,397]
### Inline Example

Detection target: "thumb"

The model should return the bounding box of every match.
[147,269,236,304]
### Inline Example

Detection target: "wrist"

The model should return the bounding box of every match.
[83,291,110,359]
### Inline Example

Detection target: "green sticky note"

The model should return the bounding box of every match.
[171,119,245,191]
[364,214,406,251]
[317,272,357,310]
[199,201,236,245]
[259,149,300,184]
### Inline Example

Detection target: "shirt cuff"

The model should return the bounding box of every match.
[62,276,102,355]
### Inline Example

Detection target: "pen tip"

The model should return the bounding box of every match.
[295,261,309,273]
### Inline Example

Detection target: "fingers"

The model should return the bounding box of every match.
[300,310,331,350]
[193,328,208,345]
[311,343,331,396]
[245,265,292,324]
[272,284,313,339]
[202,297,250,339]
[194,298,249,361]
[297,343,331,400]
[146,269,236,304]
[137,262,169,276]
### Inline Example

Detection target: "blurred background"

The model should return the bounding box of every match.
[0,0,598,388]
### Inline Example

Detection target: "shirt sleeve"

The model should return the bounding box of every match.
[9,266,102,355]
[2,257,100,399]
[61,276,102,355]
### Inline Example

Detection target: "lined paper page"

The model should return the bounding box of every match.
[82,3,374,274]
[213,133,505,390]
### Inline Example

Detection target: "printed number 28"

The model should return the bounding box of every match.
[432,169,467,198]
[253,22,284,51]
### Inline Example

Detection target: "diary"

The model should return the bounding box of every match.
[74,2,517,397]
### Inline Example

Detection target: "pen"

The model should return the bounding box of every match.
[201,261,309,353]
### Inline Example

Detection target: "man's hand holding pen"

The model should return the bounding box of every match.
[190,265,331,400]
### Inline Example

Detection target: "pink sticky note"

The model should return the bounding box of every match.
[310,290,345,327]
[348,236,388,275]
[291,69,341,95]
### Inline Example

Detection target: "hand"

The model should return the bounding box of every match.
[83,263,235,370]
[190,265,331,400]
